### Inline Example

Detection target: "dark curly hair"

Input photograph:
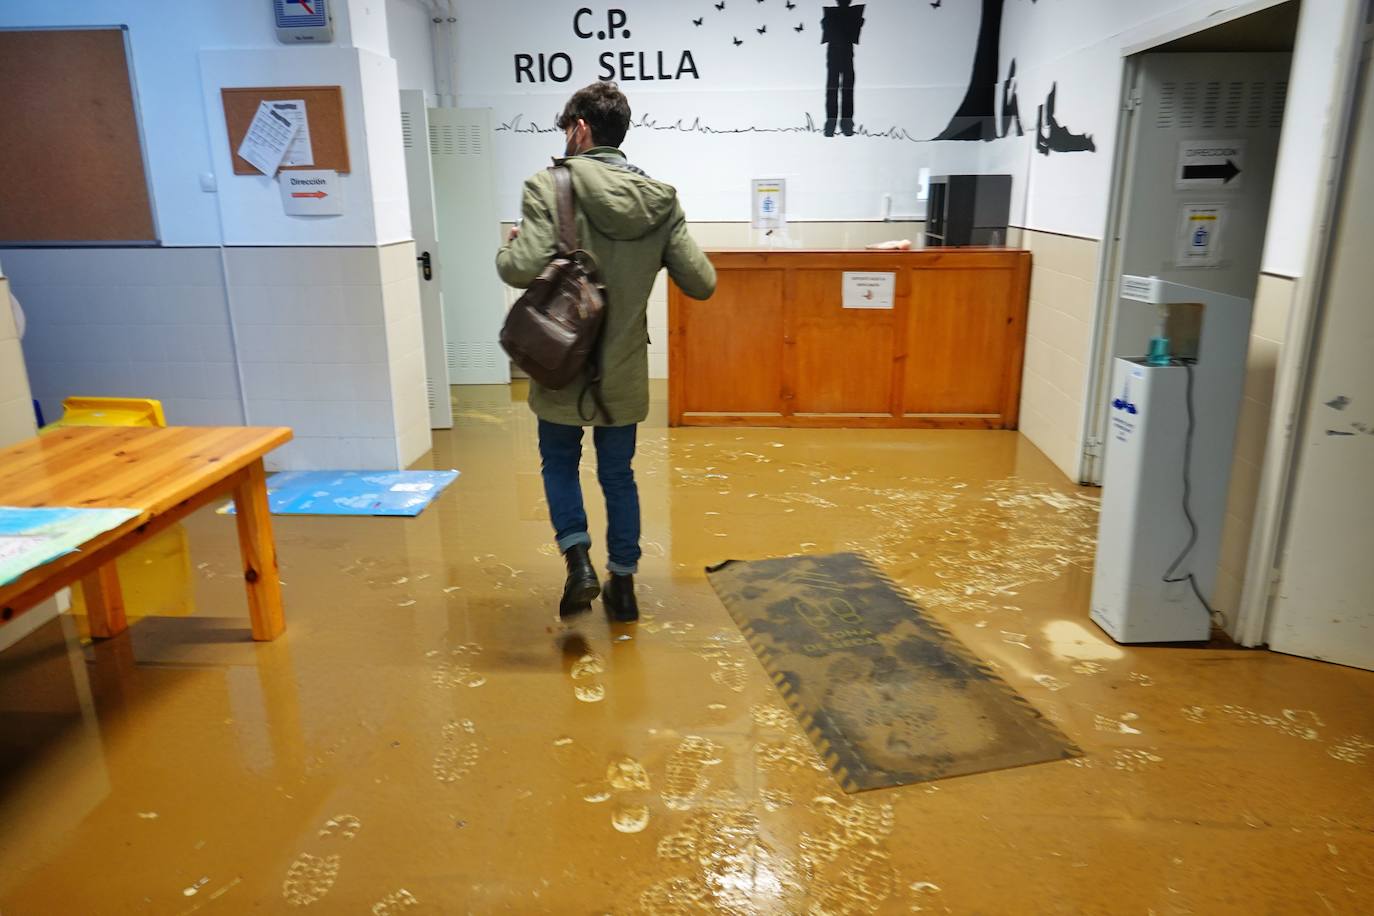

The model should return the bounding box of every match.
[555,81,632,148]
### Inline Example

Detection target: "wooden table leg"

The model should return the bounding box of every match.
[81,563,128,639]
[232,458,286,641]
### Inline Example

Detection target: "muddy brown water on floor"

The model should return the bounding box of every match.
[1,382,1372,913]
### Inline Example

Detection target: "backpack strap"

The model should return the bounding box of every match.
[553,162,614,426]
[551,165,578,256]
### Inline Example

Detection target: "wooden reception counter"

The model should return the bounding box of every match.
[668,248,1031,428]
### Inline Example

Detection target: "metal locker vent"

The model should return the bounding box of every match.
[1156,81,1177,127]
[1156,81,1203,128]
[1246,81,1267,128]
[426,376,437,410]
[1223,81,1246,129]
[446,341,505,373]
[429,124,484,158]
[1269,80,1288,128]
[401,110,415,150]
[1201,81,1221,127]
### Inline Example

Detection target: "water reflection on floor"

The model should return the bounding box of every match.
[1,383,1372,913]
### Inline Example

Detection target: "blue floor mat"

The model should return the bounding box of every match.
[225,470,460,517]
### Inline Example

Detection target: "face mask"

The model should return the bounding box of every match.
[564,123,583,158]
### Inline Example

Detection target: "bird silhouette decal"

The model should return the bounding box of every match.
[786,0,797,8]
[757,25,767,34]
[693,17,704,25]
[733,36,743,45]
[715,1,726,10]
[794,22,804,32]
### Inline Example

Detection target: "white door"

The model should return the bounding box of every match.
[399,90,453,429]
[427,107,510,385]
[1266,29,1374,671]
[1086,52,1291,482]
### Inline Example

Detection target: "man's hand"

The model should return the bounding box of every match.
[506,224,521,244]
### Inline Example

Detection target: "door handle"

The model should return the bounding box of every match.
[417,251,433,281]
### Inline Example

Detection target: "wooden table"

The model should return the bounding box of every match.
[669,248,1032,428]
[0,426,293,641]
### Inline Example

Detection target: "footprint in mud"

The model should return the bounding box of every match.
[282,814,361,906]
[318,814,361,839]
[429,645,486,689]
[661,735,724,811]
[597,754,653,834]
[571,650,607,703]
[433,720,481,783]
[371,889,420,914]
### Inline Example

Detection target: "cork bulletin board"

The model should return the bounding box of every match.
[221,85,350,175]
[0,28,156,243]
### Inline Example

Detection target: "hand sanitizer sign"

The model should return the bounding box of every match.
[752,179,786,230]
[1176,203,1226,268]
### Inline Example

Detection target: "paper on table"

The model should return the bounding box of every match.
[236,100,300,176]
[269,99,315,167]
[0,506,142,586]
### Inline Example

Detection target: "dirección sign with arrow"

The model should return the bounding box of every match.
[1176,140,1246,189]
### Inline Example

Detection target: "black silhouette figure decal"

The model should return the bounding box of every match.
[1035,82,1095,154]
[934,0,1035,142]
[1001,58,1023,137]
[822,0,866,137]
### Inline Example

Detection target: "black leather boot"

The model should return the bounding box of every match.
[603,573,639,623]
[559,544,600,618]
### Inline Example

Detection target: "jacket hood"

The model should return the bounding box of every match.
[563,153,678,241]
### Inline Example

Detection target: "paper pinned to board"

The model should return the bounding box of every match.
[236,100,300,176]
[269,99,315,167]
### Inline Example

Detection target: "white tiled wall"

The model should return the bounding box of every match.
[227,246,426,470]
[2,248,244,429]
[0,273,39,448]
[3,245,432,472]
[1016,230,1101,482]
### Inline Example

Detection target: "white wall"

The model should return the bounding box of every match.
[388,0,439,102]
[453,0,1298,239]
[0,1,411,248]
[0,2,431,469]
[1261,0,1356,277]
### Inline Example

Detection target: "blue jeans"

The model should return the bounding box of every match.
[538,420,641,576]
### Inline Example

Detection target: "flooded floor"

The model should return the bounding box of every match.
[2,383,1372,914]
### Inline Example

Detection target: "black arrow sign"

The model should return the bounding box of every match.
[1182,159,1242,183]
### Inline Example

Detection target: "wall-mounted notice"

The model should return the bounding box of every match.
[1175,203,1226,268]
[1176,139,1245,190]
[842,272,896,310]
[237,101,300,176]
[268,99,315,167]
[279,169,342,216]
[752,179,786,230]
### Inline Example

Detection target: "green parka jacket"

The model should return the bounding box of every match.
[496,148,716,426]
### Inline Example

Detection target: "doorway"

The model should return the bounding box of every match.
[1084,2,1300,484]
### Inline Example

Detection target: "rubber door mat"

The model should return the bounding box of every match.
[707,552,1081,791]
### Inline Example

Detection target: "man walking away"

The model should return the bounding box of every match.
[496,82,716,623]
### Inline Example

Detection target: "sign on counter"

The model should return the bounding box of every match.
[842,272,895,309]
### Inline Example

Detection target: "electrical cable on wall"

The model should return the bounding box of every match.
[1162,359,1226,630]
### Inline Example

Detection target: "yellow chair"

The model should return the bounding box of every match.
[44,396,198,630]
[43,396,167,431]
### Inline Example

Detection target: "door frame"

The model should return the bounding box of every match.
[1239,4,1373,646]
[1084,0,1302,485]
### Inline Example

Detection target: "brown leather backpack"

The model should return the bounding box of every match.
[499,164,612,423]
